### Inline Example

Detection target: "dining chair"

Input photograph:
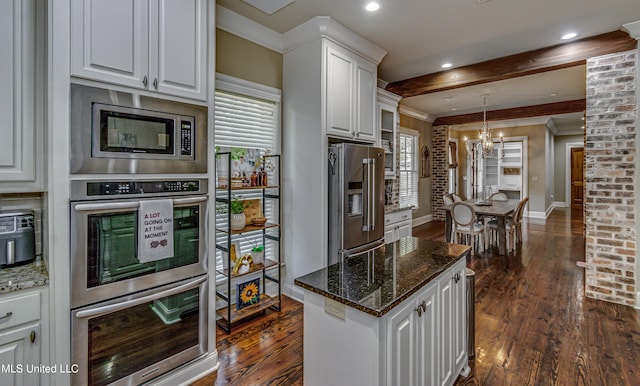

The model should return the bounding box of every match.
[451,202,485,256]
[451,193,463,202]
[487,197,528,252]
[443,194,454,206]
[489,192,509,202]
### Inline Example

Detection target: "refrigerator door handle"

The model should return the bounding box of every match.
[370,158,376,231]
[362,158,371,232]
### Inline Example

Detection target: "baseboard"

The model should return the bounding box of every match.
[553,201,569,208]
[285,284,305,302]
[413,214,433,227]
[527,205,554,220]
[526,210,547,219]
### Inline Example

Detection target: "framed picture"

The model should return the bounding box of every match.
[215,146,261,185]
[236,278,261,309]
[242,198,263,224]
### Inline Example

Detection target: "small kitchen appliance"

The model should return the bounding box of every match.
[0,210,35,267]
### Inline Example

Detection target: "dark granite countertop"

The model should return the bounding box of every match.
[0,258,49,294]
[294,237,470,317]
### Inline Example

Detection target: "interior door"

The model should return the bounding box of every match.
[570,147,584,209]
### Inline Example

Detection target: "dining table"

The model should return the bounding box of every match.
[442,198,520,255]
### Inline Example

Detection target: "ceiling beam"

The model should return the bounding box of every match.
[432,99,586,126]
[386,30,636,98]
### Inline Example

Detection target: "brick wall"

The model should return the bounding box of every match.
[432,125,449,221]
[584,49,637,307]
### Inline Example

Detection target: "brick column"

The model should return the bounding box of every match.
[432,125,449,221]
[584,49,637,307]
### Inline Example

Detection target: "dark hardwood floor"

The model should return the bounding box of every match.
[193,208,640,385]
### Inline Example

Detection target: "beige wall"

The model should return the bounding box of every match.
[453,124,548,215]
[400,114,433,219]
[216,29,283,89]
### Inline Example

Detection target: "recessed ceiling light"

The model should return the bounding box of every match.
[561,32,577,40]
[364,1,380,11]
[441,63,452,69]
[444,96,454,102]
[451,108,457,111]
[550,93,558,97]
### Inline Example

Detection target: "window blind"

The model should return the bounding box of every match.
[399,132,419,209]
[214,83,280,278]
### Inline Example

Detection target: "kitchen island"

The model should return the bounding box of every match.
[294,236,471,386]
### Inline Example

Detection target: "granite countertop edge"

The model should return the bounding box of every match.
[0,259,50,295]
[294,245,469,318]
[384,205,414,214]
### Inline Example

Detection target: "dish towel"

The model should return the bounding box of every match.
[138,199,174,263]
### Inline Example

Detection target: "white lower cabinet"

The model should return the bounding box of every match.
[302,258,468,386]
[384,208,413,244]
[386,258,468,386]
[0,323,41,386]
[0,288,46,386]
[439,260,468,386]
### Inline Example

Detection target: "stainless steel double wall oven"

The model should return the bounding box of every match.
[69,84,209,385]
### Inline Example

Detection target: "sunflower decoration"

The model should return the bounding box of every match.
[237,279,260,309]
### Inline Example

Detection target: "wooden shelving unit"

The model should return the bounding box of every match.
[214,152,281,333]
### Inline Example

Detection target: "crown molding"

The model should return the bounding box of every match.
[282,16,387,64]
[622,20,640,40]
[216,5,285,53]
[399,105,435,123]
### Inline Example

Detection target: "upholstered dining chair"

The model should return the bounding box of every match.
[489,191,509,202]
[443,194,454,206]
[451,202,485,256]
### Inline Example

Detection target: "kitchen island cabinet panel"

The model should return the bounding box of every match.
[295,237,470,386]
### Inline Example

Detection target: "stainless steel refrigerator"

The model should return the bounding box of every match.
[328,143,385,265]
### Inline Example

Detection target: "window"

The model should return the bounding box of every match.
[214,74,281,275]
[399,130,419,209]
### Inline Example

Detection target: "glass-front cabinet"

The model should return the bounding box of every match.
[377,88,402,179]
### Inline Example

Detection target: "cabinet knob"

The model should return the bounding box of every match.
[30,330,36,344]
[414,305,422,317]
[143,75,148,87]
[0,311,12,321]
[153,78,158,89]
[420,300,426,312]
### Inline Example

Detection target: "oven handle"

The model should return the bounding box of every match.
[74,276,207,319]
[73,196,208,212]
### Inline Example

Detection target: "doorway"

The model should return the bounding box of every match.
[565,142,584,218]
[570,147,584,209]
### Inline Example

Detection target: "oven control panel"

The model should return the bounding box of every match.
[85,180,201,197]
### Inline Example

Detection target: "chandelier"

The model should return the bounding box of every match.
[464,94,504,160]
[478,94,495,158]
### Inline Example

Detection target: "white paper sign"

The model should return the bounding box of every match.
[138,199,174,263]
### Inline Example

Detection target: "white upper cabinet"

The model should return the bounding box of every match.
[0,0,44,192]
[71,0,207,101]
[377,88,402,179]
[325,40,378,142]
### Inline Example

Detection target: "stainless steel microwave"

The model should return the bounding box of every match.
[70,84,207,174]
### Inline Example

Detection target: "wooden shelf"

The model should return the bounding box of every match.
[216,222,280,235]
[216,294,280,324]
[217,258,279,278]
